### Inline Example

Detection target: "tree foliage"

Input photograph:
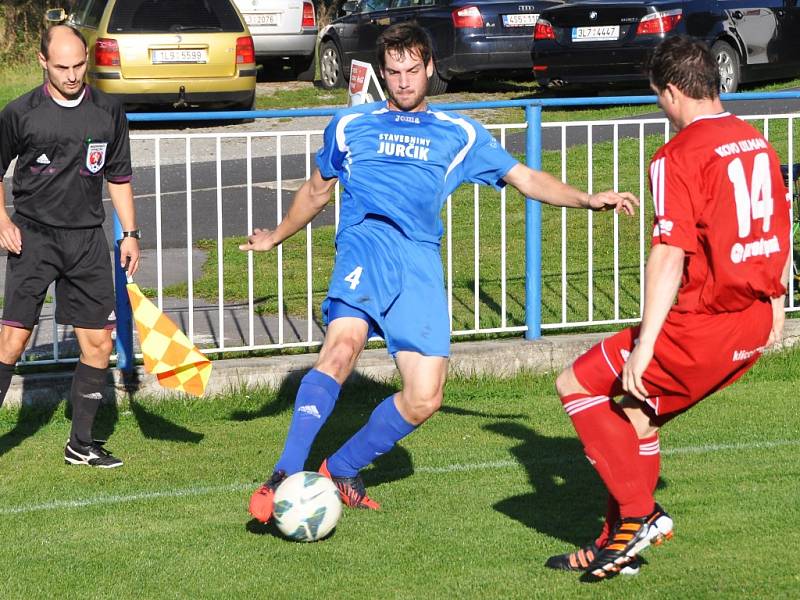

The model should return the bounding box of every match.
[317,0,346,27]
[0,0,53,62]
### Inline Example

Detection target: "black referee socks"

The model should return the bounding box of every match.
[69,361,107,446]
[0,360,15,408]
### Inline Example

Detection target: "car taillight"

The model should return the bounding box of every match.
[95,38,120,67]
[301,1,315,28]
[236,35,255,64]
[533,19,555,40]
[636,9,682,35]
[452,6,484,28]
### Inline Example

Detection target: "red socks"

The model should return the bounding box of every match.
[561,393,654,519]
[594,433,661,546]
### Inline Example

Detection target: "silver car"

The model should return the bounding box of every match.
[233,0,317,80]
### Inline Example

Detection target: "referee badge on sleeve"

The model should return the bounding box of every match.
[85,142,108,174]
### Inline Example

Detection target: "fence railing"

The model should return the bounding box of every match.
[17,92,800,367]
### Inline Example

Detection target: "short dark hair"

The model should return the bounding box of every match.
[376,22,432,70]
[40,25,88,60]
[647,35,720,100]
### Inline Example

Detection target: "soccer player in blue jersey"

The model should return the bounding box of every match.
[241,22,638,522]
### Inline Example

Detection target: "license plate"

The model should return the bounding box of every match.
[571,25,620,41]
[502,13,539,27]
[244,13,278,26]
[152,49,208,64]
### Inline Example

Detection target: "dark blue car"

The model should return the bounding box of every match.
[532,0,800,92]
[318,0,562,94]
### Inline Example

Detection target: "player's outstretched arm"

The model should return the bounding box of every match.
[239,169,338,252]
[622,244,684,401]
[502,164,638,215]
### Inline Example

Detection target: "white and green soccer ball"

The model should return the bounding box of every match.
[273,471,342,542]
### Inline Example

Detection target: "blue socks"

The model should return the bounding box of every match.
[327,395,417,478]
[274,369,341,475]
[274,376,417,479]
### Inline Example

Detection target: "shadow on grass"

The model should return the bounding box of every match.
[485,421,668,548]
[117,369,203,443]
[128,400,204,444]
[0,401,61,459]
[244,517,341,544]
[484,421,608,547]
[440,405,527,420]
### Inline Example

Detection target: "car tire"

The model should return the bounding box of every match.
[231,90,256,111]
[234,91,256,122]
[711,41,740,93]
[427,63,448,96]
[294,54,316,82]
[319,40,345,89]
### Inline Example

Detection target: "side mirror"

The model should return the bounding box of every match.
[45,8,67,23]
[342,1,359,13]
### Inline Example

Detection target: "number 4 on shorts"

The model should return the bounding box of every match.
[344,266,363,290]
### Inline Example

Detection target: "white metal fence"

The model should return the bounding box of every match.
[19,109,800,364]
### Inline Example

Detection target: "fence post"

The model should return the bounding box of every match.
[113,214,134,372]
[525,103,543,340]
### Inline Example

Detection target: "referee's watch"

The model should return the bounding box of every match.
[120,229,142,240]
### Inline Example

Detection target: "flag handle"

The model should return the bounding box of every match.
[113,215,134,372]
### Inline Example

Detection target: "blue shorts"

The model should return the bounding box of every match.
[321,217,450,357]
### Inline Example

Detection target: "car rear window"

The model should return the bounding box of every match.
[108,0,244,33]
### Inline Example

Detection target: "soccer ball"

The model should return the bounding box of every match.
[272,471,342,542]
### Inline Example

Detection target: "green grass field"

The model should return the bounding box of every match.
[1,346,798,598]
[0,59,41,109]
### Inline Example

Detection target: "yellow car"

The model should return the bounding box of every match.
[46,0,257,110]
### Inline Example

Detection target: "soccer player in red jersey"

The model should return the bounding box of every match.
[546,36,792,581]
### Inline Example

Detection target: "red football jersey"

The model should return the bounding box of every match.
[649,112,790,314]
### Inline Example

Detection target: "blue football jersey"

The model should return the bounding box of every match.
[316,101,519,244]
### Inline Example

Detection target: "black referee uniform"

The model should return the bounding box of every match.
[0,82,133,466]
[0,83,132,329]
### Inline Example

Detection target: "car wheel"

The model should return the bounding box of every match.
[427,63,448,96]
[294,54,316,82]
[234,91,256,122]
[712,41,740,93]
[319,40,345,89]
[231,90,256,111]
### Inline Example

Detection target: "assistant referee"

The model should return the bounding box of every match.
[0,25,140,468]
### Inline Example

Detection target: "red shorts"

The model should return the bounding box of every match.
[572,300,772,420]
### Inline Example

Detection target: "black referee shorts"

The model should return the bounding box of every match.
[2,214,116,330]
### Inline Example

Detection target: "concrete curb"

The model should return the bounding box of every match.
[3,320,800,407]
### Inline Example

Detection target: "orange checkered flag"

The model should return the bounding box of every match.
[126,280,212,397]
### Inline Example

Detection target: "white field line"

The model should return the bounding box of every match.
[2,438,797,516]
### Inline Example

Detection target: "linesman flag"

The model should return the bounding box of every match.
[126,281,212,396]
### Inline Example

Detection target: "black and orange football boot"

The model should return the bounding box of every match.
[319,459,380,510]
